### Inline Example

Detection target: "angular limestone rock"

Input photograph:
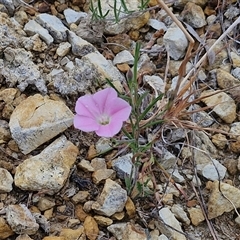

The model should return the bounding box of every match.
[14,135,78,194]
[9,94,73,154]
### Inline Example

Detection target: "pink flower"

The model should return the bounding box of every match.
[74,88,131,137]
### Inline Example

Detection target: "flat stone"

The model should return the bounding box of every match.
[56,42,71,57]
[83,216,99,240]
[93,215,113,226]
[72,191,89,204]
[163,23,188,60]
[14,136,78,194]
[9,94,74,154]
[0,168,13,193]
[157,207,186,240]
[36,13,68,43]
[112,153,133,179]
[148,19,167,31]
[82,51,125,83]
[113,50,134,65]
[92,169,116,184]
[67,30,97,57]
[92,179,127,217]
[59,227,85,240]
[200,90,236,123]
[6,204,39,235]
[24,20,54,45]
[37,197,55,211]
[171,204,190,225]
[63,8,87,25]
[207,181,240,219]
[0,217,14,239]
[107,223,126,240]
[187,207,205,226]
[91,158,107,171]
[78,159,95,172]
[182,2,206,28]
[144,75,165,93]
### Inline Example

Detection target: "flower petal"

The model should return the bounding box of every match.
[75,95,101,118]
[107,98,132,121]
[74,115,99,132]
[95,118,123,137]
[92,88,118,114]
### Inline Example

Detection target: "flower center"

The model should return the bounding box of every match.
[98,114,110,125]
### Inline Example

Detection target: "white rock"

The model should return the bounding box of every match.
[56,42,71,57]
[232,67,240,80]
[36,13,68,43]
[107,223,127,240]
[113,50,134,65]
[24,20,53,45]
[157,207,186,240]
[63,8,87,25]
[9,94,74,154]
[143,75,165,93]
[230,122,240,137]
[171,204,191,225]
[200,90,236,123]
[14,135,78,194]
[82,51,125,83]
[64,61,75,71]
[92,179,127,217]
[0,168,13,193]
[6,204,39,235]
[148,19,167,31]
[163,23,188,60]
[167,169,185,183]
[201,159,226,181]
[67,30,96,57]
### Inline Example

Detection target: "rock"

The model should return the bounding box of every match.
[78,159,95,172]
[82,51,125,83]
[211,133,227,149]
[83,216,99,240]
[224,158,238,175]
[171,204,190,225]
[56,42,71,57]
[14,10,28,26]
[37,198,55,211]
[148,19,167,31]
[0,168,13,193]
[67,30,97,57]
[90,0,150,35]
[93,215,113,226]
[174,0,207,8]
[157,207,186,240]
[22,34,48,52]
[59,227,85,240]
[43,237,65,240]
[232,67,240,80]
[125,197,136,218]
[181,2,206,28]
[108,222,147,240]
[205,39,228,70]
[63,8,87,25]
[230,122,240,139]
[224,6,240,20]
[207,181,240,219]
[200,90,236,123]
[163,23,188,60]
[0,217,14,239]
[6,204,39,235]
[143,75,165,93]
[15,234,33,240]
[92,169,116,184]
[72,191,89,204]
[36,13,68,43]
[192,105,214,127]
[168,60,193,77]
[0,120,11,142]
[156,147,179,170]
[187,207,205,226]
[91,158,107,171]
[200,159,226,181]
[14,136,78,194]
[113,50,134,65]
[75,204,88,222]
[0,88,18,103]
[167,169,185,183]
[32,213,50,233]
[0,47,47,93]
[92,179,127,217]
[112,153,133,179]
[9,94,74,154]
[0,0,14,15]
[95,138,112,153]
[24,20,54,45]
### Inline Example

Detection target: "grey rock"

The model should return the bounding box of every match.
[224,6,240,20]
[148,19,167,31]
[0,168,13,193]
[157,207,186,240]
[6,204,39,235]
[64,8,87,25]
[14,136,78,194]
[163,23,188,60]
[112,153,133,179]
[113,50,134,65]
[96,138,112,153]
[192,105,214,127]
[232,67,240,80]
[156,147,178,170]
[0,0,14,15]
[0,47,47,93]
[9,94,74,154]
[0,119,11,142]
[92,179,127,216]
[182,2,206,28]
[24,20,54,45]
[107,223,127,240]
[36,13,68,43]
[144,75,165,93]
[67,30,96,57]
[171,204,190,225]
